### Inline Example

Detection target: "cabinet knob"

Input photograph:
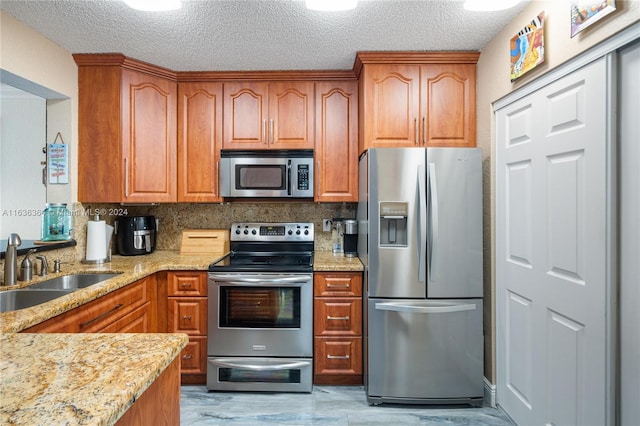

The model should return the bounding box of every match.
[183,315,192,320]
[182,354,193,360]
[180,282,192,288]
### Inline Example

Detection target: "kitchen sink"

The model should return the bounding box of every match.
[28,273,122,290]
[0,289,75,313]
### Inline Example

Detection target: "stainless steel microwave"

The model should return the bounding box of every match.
[220,150,314,198]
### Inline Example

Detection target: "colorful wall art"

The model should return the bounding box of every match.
[571,1,617,37]
[510,11,545,82]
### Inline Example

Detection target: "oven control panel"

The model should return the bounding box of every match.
[231,222,314,242]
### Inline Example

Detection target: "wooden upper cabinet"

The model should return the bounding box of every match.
[360,65,420,150]
[223,81,314,149]
[178,82,223,202]
[421,64,476,147]
[122,70,177,203]
[356,52,479,154]
[315,81,358,202]
[74,54,177,203]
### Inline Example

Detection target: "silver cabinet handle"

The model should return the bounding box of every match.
[327,316,350,320]
[327,354,350,359]
[422,116,426,145]
[182,354,193,360]
[262,119,267,144]
[375,302,476,314]
[182,315,192,320]
[269,119,274,144]
[326,283,350,288]
[414,117,418,144]
[124,158,129,198]
[80,303,123,328]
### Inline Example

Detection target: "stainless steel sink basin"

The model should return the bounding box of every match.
[0,289,75,313]
[28,273,122,290]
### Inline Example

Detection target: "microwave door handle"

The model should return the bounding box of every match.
[287,160,292,196]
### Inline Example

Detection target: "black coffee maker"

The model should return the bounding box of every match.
[115,216,157,256]
[343,219,358,258]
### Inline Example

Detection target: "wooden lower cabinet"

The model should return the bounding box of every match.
[313,272,363,385]
[23,275,158,333]
[115,356,181,426]
[167,271,208,384]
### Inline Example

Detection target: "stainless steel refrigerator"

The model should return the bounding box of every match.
[357,147,484,406]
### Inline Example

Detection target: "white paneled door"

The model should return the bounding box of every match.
[496,57,610,425]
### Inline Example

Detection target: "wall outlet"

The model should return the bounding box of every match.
[322,219,332,232]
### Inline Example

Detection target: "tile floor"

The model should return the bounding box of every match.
[180,385,515,425]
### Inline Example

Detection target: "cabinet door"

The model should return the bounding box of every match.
[178,82,222,202]
[269,82,315,149]
[420,64,476,147]
[168,298,207,335]
[223,82,268,149]
[315,81,358,202]
[167,271,207,296]
[361,64,420,152]
[180,336,207,376]
[121,70,177,202]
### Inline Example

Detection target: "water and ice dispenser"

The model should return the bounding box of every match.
[379,202,408,246]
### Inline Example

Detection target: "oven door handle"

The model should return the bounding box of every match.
[209,275,312,284]
[214,359,312,371]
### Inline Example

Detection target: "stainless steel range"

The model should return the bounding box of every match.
[207,222,314,393]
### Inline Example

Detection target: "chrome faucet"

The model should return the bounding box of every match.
[36,255,49,276]
[3,233,22,286]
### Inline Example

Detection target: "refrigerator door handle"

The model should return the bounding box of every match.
[428,162,439,282]
[375,302,476,314]
[418,164,427,283]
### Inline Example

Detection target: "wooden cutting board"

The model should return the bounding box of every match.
[180,229,230,256]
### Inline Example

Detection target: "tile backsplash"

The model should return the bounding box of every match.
[1,201,356,279]
[82,201,356,253]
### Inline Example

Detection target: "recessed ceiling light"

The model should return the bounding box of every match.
[123,0,181,12]
[464,0,521,11]
[306,0,358,12]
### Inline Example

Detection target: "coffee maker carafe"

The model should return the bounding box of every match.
[343,219,358,258]
[115,216,157,256]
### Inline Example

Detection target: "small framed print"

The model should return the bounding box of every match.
[510,12,545,82]
[571,1,617,38]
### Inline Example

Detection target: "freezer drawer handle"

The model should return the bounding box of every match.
[375,302,476,314]
[213,359,311,371]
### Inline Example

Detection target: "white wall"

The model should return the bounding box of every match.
[0,11,78,202]
[0,94,46,238]
[477,0,639,383]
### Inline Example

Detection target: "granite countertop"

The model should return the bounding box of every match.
[0,332,188,425]
[1,250,362,334]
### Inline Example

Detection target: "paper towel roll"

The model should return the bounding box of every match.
[86,220,107,261]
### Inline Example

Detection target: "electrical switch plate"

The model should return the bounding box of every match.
[322,219,332,232]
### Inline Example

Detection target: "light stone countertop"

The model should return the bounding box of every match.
[0,250,361,425]
[0,332,188,425]
[1,250,362,334]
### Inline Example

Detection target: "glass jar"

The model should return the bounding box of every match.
[41,203,72,241]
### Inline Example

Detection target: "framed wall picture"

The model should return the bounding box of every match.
[571,1,616,37]
[510,12,545,82]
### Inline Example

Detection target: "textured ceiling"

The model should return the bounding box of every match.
[1,0,530,72]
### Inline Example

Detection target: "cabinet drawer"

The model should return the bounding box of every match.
[24,276,154,333]
[167,271,207,296]
[99,302,152,333]
[180,336,207,375]
[314,273,362,297]
[168,298,207,335]
[314,337,362,375]
[314,298,362,336]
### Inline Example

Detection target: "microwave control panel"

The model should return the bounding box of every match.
[297,164,310,190]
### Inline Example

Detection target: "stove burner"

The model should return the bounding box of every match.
[208,222,315,273]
